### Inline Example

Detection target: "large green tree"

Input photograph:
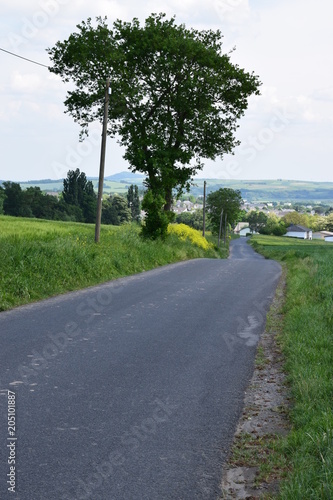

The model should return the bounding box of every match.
[206,188,243,234]
[48,14,260,237]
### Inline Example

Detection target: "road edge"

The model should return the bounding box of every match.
[220,264,291,499]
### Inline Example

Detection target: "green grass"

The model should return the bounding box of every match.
[250,235,333,499]
[0,216,221,311]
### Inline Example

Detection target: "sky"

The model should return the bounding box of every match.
[0,0,332,183]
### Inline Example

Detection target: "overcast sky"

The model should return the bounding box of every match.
[1,0,332,182]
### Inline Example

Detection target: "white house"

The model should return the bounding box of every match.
[324,233,333,242]
[312,231,333,242]
[286,224,312,240]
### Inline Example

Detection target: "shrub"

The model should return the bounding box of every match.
[168,223,213,250]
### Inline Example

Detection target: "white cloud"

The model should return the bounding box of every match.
[11,71,43,92]
[1,0,333,181]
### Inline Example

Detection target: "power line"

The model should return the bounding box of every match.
[0,47,49,68]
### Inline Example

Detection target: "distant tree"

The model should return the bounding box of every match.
[206,188,243,234]
[282,211,309,228]
[325,213,333,232]
[313,205,326,215]
[127,185,141,222]
[22,187,59,219]
[235,209,247,224]
[259,213,286,236]
[62,169,97,222]
[0,186,5,214]
[247,211,268,233]
[101,198,118,225]
[102,195,132,225]
[81,180,97,223]
[175,209,207,231]
[3,182,24,216]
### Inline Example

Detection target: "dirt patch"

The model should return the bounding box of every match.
[220,266,290,499]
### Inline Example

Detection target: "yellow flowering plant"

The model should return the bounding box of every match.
[167,224,213,251]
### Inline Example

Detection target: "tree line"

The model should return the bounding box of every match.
[0,169,141,225]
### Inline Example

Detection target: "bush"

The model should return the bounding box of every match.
[141,190,172,239]
[168,223,213,250]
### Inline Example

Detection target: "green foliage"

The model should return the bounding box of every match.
[102,194,132,225]
[282,211,310,228]
[246,210,268,232]
[1,172,97,224]
[250,235,333,499]
[2,182,70,221]
[206,187,243,234]
[48,13,260,238]
[0,186,4,214]
[0,216,221,311]
[3,181,24,216]
[324,213,333,231]
[175,208,207,231]
[127,184,141,221]
[62,168,97,223]
[141,190,172,240]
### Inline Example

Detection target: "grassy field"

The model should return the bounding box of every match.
[0,216,223,311]
[250,235,333,499]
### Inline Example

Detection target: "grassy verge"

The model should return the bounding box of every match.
[0,216,222,311]
[250,235,333,499]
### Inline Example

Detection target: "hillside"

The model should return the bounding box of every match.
[194,179,333,203]
[1,173,332,203]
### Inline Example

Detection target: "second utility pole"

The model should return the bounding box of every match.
[95,78,110,243]
[202,180,206,237]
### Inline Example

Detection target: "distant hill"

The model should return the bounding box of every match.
[104,171,144,182]
[192,179,333,204]
[1,174,332,203]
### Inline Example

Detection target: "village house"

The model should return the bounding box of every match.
[312,230,333,242]
[285,224,312,240]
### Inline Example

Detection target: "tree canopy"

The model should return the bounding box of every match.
[246,210,268,233]
[63,169,97,222]
[206,188,243,234]
[127,184,141,222]
[102,194,132,225]
[48,13,261,237]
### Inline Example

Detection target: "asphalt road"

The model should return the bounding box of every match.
[0,238,281,500]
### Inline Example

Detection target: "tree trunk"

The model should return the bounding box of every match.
[164,186,173,212]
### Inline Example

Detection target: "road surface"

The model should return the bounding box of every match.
[0,238,281,499]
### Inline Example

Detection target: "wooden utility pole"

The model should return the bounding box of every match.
[218,208,223,248]
[95,78,110,243]
[202,181,206,237]
[224,213,228,245]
